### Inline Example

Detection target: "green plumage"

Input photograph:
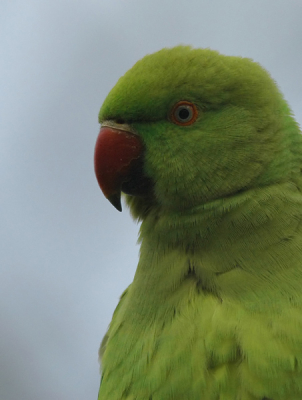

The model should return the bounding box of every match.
[98,46,302,399]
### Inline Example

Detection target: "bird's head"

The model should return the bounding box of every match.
[94,46,295,219]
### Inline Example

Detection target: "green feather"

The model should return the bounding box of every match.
[98,46,302,399]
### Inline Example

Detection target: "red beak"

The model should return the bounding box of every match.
[94,124,144,211]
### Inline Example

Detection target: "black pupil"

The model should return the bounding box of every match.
[178,107,190,120]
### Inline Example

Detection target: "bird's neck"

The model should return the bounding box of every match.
[127,181,302,319]
[140,181,301,253]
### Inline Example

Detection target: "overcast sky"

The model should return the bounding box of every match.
[1,1,302,399]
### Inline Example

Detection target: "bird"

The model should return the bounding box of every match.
[94,45,302,400]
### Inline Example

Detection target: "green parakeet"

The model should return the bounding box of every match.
[94,46,302,400]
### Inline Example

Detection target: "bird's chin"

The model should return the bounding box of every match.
[121,157,153,196]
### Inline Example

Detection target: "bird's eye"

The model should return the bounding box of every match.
[170,101,198,126]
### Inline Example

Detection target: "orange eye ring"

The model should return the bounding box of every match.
[170,101,198,126]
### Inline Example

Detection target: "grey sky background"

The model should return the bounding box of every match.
[1,1,301,399]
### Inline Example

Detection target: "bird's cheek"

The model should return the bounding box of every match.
[94,125,151,211]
